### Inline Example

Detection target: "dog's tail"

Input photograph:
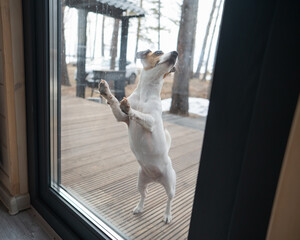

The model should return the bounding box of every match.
[165,129,171,153]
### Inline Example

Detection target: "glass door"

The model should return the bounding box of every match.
[24,0,299,239]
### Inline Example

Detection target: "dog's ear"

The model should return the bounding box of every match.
[136,49,151,59]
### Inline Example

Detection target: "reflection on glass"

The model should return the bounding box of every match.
[50,0,224,238]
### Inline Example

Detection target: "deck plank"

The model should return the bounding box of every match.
[61,96,204,239]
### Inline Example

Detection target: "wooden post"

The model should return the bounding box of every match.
[0,0,20,196]
[76,9,87,98]
[116,17,129,101]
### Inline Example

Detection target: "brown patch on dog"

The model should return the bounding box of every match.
[143,51,164,70]
[163,73,170,79]
[120,97,130,114]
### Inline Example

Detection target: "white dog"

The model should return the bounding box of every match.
[98,50,178,223]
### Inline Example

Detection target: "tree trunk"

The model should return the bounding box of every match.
[189,35,196,78]
[193,0,217,79]
[170,0,199,116]
[60,3,70,86]
[101,16,105,57]
[202,0,222,81]
[76,9,87,98]
[135,0,143,63]
[110,19,120,70]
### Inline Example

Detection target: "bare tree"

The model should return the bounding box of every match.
[193,0,217,79]
[134,0,143,63]
[135,0,179,55]
[170,0,199,116]
[149,0,167,49]
[110,19,120,70]
[60,1,70,86]
[202,0,223,81]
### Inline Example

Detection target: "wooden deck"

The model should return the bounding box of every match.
[61,96,204,240]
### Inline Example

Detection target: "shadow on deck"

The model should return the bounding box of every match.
[61,96,205,239]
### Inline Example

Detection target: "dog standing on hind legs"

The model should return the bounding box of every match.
[99,50,178,223]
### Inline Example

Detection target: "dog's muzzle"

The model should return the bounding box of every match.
[167,51,178,66]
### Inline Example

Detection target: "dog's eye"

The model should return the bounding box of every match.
[153,51,164,56]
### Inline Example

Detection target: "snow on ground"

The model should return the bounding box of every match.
[161,97,209,117]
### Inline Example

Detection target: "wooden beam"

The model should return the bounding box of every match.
[65,0,123,19]
[115,17,129,101]
[76,9,88,98]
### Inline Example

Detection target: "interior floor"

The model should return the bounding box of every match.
[0,200,57,240]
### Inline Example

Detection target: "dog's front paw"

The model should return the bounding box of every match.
[163,214,172,224]
[98,79,111,99]
[120,97,130,114]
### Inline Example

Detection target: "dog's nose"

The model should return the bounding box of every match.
[171,51,178,57]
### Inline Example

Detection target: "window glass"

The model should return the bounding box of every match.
[50,0,224,238]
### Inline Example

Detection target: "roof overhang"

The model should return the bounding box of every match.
[65,0,145,19]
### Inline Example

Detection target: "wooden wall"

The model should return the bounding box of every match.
[267,95,300,240]
[0,0,29,214]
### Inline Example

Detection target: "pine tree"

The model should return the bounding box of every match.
[193,0,217,79]
[170,0,199,115]
[202,0,223,81]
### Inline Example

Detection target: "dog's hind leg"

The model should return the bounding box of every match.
[98,80,129,123]
[165,129,171,152]
[161,167,176,223]
[133,168,151,214]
